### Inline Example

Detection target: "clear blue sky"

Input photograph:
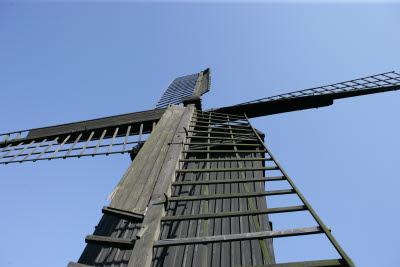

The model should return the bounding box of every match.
[1,2,400,266]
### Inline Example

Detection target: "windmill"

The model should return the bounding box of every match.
[1,68,400,267]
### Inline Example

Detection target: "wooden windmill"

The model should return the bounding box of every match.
[1,68,399,267]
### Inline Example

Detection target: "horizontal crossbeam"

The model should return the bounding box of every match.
[153,226,325,247]
[183,142,262,147]
[179,158,272,162]
[182,150,265,153]
[169,189,295,201]
[176,166,278,173]
[172,176,286,186]
[243,259,346,267]
[161,205,307,221]
[85,235,136,249]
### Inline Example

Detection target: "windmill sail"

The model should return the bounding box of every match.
[0,69,211,165]
[0,109,165,164]
[154,68,210,109]
[210,71,400,118]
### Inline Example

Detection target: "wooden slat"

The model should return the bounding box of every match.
[85,235,136,249]
[153,226,325,247]
[33,137,59,161]
[92,129,107,155]
[49,135,71,159]
[242,259,345,267]
[182,149,265,153]
[187,136,258,141]
[122,125,131,152]
[169,189,295,201]
[176,166,278,173]
[190,125,252,132]
[102,206,144,222]
[21,139,47,161]
[0,142,24,160]
[172,176,286,186]
[64,133,82,157]
[79,131,95,156]
[67,262,93,267]
[188,130,256,136]
[161,205,307,221]
[106,127,119,154]
[184,142,262,146]
[7,141,35,163]
[180,157,272,162]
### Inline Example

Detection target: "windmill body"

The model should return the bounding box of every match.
[1,69,400,267]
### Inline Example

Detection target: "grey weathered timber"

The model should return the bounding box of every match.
[67,262,93,267]
[161,205,307,221]
[153,226,325,247]
[102,206,144,222]
[85,235,136,249]
[246,259,346,267]
[179,157,272,162]
[176,166,279,173]
[169,189,296,201]
[108,106,185,214]
[127,105,195,267]
[171,176,286,185]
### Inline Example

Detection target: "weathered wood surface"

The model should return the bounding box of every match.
[127,105,195,267]
[153,226,325,247]
[246,259,346,267]
[85,235,136,249]
[108,105,186,214]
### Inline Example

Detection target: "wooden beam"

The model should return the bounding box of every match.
[176,166,278,173]
[161,205,307,221]
[172,176,285,186]
[102,206,144,222]
[169,189,296,201]
[243,259,346,267]
[85,235,136,249]
[153,226,325,247]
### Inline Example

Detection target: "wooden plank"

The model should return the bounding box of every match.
[187,136,258,141]
[33,137,59,161]
[102,206,144,222]
[172,176,286,185]
[78,131,94,156]
[106,127,119,154]
[67,262,93,267]
[7,141,35,163]
[122,125,131,152]
[64,133,82,157]
[108,107,175,209]
[161,206,307,221]
[115,106,183,213]
[92,129,107,155]
[190,125,252,132]
[0,142,24,160]
[188,129,255,136]
[21,139,46,161]
[184,142,262,146]
[176,166,278,173]
[180,158,272,162]
[243,259,345,267]
[128,105,195,267]
[49,135,71,159]
[169,189,296,201]
[183,149,265,153]
[85,235,136,249]
[131,106,185,213]
[153,226,325,247]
